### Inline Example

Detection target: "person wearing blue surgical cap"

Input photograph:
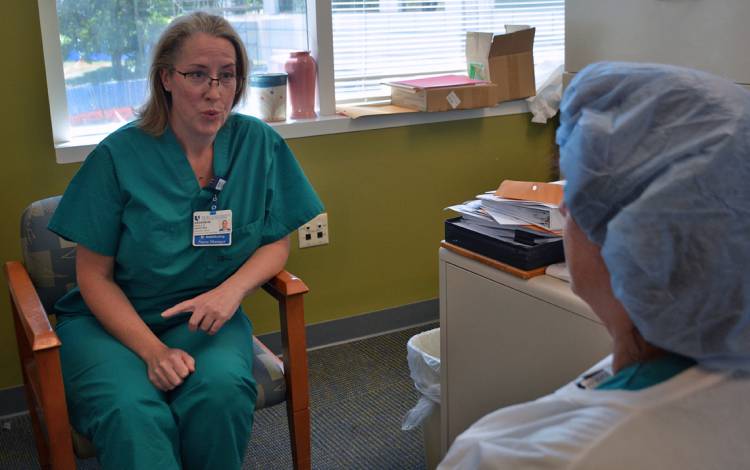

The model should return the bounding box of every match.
[439,62,750,470]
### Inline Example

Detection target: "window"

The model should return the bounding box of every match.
[331,0,564,104]
[40,0,562,158]
[331,0,379,13]
[47,0,308,141]
[399,0,441,13]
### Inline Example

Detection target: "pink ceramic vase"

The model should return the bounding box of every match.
[285,51,317,119]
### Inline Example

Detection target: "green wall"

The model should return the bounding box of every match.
[0,0,555,389]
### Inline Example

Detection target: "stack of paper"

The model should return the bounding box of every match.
[445,199,498,227]
[446,180,565,240]
[478,193,563,231]
[445,180,566,271]
[445,198,561,244]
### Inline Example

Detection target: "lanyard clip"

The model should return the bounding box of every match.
[210,194,218,215]
[207,176,227,194]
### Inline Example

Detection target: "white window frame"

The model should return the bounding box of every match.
[39,0,539,164]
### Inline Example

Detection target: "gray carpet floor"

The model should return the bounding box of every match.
[0,323,438,469]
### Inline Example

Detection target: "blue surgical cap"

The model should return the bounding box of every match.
[557,62,750,371]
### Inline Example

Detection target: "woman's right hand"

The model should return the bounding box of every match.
[75,245,197,391]
[145,346,196,391]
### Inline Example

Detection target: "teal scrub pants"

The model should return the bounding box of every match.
[55,313,257,470]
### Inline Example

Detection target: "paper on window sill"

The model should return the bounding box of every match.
[387,74,490,90]
[336,104,418,119]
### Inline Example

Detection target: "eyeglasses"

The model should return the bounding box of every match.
[174,70,238,88]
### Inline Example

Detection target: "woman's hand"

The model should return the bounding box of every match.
[161,236,291,335]
[145,345,196,391]
[161,285,244,335]
[76,245,197,390]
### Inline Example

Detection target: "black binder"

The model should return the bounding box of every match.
[444,217,564,270]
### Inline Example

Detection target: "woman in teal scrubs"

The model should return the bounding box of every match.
[48,12,323,469]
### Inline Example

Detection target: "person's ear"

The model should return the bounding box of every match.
[160,68,172,93]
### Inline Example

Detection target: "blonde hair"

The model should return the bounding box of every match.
[138,12,249,136]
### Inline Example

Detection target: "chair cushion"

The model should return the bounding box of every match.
[20,196,76,315]
[252,338,286,409]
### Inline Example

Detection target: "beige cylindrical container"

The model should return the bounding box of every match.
[249,73,287,122]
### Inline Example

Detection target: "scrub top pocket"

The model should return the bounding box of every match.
[204,218,264,280]
[131,221,185,284]
[118,219,185,298]
[138,221,185,270]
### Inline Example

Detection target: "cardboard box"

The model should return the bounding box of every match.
[390,82,498,112]
[344,28,535,118]
[487,28,536,102]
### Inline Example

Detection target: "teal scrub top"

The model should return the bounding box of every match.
[596,353,696,391]
[49,113,324,327]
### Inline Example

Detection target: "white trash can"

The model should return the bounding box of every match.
[402,327,441,469]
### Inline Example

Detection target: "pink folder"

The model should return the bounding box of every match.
[389,75,490,90]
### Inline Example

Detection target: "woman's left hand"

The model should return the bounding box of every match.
[161,285,244,335]
[161,236,291,335]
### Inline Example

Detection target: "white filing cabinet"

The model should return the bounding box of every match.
[438,247,612,456]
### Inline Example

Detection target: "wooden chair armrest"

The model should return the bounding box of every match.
[4,261,61,352]
[5,260,76,468]
[262,270,309,300]
[263,270,308,368]
[263,269,311,469]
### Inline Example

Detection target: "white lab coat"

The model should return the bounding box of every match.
[439,356,750,470]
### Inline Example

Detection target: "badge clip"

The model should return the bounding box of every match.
[206,176,227,194]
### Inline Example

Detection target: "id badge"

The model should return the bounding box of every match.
[193,210,232,246]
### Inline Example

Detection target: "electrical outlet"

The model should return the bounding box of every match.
[298,213,329,248]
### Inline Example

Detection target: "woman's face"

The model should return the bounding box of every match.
[160,33,237,142]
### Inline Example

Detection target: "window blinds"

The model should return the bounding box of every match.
[331,0,564,105]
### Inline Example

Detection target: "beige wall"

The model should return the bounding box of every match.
[0,0,556,389]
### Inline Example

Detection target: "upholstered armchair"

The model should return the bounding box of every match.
[5,196,312,469]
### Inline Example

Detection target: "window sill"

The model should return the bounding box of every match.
[54,99,530,164]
